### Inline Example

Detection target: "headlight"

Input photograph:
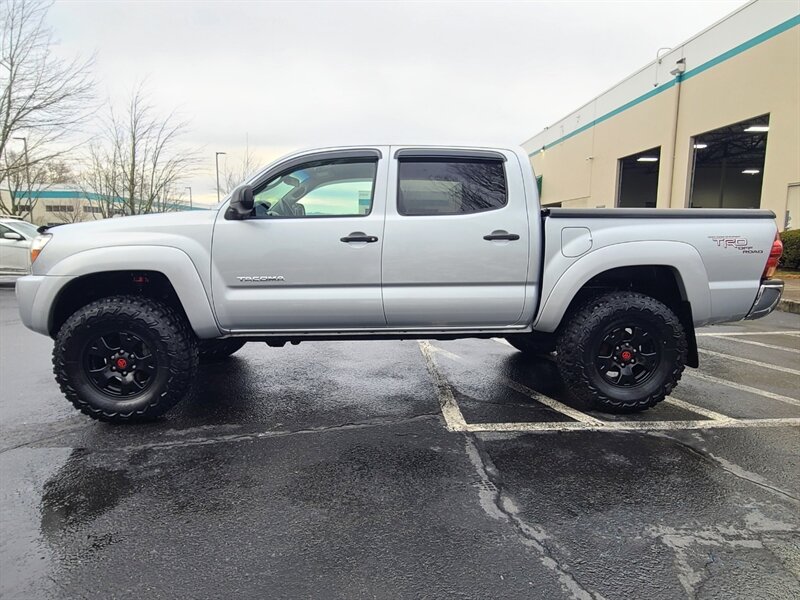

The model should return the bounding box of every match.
[30,233,52,264]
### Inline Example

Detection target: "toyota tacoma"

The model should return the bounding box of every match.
[15,145,785,422]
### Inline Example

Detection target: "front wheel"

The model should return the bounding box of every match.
[53,295,199,422]
[556,292,687,413]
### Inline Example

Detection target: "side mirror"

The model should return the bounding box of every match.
[3,231,24,241]
[224,185,255,220]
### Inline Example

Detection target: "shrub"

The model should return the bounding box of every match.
[781,228,800,270]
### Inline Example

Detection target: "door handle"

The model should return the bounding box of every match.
[483,232,520,241]
[340,234,379,243]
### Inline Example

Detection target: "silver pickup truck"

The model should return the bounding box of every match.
[15,145,784,422]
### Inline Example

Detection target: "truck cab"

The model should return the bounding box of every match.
[214,146,537,332]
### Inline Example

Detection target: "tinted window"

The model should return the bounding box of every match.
[253,159,377,218]
[398,159,507,216]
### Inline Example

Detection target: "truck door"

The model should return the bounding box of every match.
[0,223,31,274]
[210,148,389,331]
[381,148,530,327]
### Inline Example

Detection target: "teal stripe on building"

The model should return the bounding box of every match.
[529,13,800,156]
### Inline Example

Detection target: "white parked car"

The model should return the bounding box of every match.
[0,217,39,276]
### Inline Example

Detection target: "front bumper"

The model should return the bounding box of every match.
[15,275,73,336]
[745,279,783,320]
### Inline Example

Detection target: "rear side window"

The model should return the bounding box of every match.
[398,158,507,216]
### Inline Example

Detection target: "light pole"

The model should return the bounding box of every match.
[12,136,31,216]
[215,152,226,203]
[185,186,193,209]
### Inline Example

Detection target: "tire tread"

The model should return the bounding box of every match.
[556,291,687,413]
[52,295,198,422]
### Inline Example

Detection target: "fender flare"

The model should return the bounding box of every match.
[533,240,711,333]
[46,246,222,338]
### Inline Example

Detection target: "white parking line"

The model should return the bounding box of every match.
[698,348,800,376]
[492,372,605,425]
[427,342,603,425]
[685,371,800,407]
[465,417,800,433]
[696,331,800,337]
[663,396,734,422]
[418,341,467,432]
[422,339,800,435]
[701,335,800,354]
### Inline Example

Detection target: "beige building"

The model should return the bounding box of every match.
[0,185,194,226]
[522,0,800,230]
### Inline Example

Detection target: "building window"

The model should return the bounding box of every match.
[45,204,74,213]
[398,158,507,216]
[688,114,768,209]
[84,205,104,214]
[616,147,660,208]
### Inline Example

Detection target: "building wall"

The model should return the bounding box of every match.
[0,189,194,226]
[524,1,800,228]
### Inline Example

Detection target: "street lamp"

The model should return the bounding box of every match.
[185,186,193,209]
[215,152,226,203]
[12,136,31,215]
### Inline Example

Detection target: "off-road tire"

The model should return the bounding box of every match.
[198,338,246,363]
[505,334,556,355]
[53,295,198,423]
[556,291,687,413]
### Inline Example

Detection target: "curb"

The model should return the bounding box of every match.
[778,299,800,315]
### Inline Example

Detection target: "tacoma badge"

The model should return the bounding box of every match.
[236,275,285,282]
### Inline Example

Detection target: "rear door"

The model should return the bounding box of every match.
[210,148,389,331]
[381,148,530,327]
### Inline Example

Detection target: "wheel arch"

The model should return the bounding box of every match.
[534,242,709,367]
[46,246,221,339]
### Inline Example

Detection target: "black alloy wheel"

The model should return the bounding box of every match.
[54,295,198,422]
[556,291,687,413]
[83,331,157,397]
[594,324,661,387]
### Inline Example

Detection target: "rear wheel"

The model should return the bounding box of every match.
[53,295,198,422]
[556,291,687,413]
[198,338,247,363]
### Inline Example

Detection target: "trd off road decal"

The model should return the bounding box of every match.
[708,236,764,254]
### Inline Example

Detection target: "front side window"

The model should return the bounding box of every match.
[252,158,377,218]
[398,158,507,216]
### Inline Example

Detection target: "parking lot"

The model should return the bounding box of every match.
[1,285,798,599]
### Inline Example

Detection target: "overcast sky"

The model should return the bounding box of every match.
[47,0,747,204]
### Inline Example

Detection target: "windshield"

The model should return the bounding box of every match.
[7,220,39,238]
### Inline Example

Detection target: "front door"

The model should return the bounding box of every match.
[0,224,31,274]
[381,149,530,327]
[211,149,389,331]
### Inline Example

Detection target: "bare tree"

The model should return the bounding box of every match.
[50,200,80,224]
[80,85,198,216]
[0,0,93,201]
[220,142,262,195]
[1,151,73,219]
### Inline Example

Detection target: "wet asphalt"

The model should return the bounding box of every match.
[1,285,799,600]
